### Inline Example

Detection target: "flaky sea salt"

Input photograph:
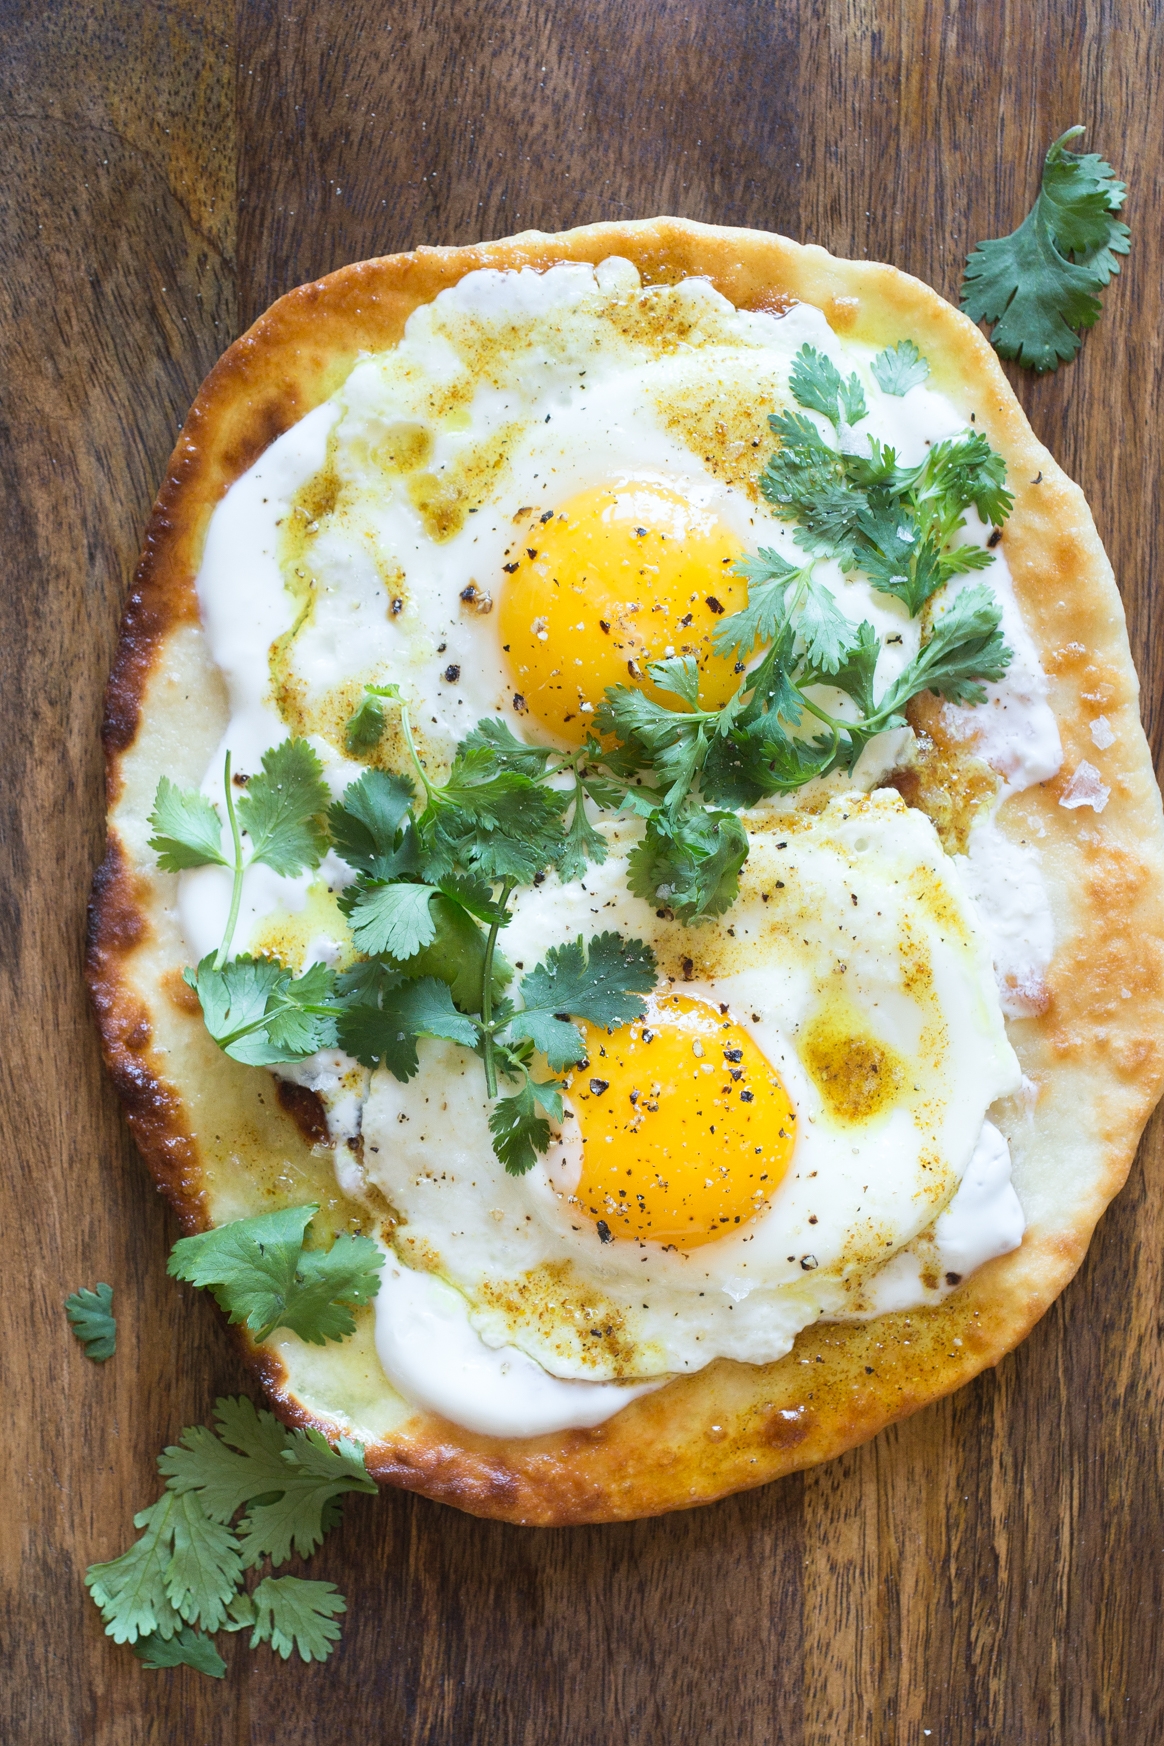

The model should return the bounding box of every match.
[1059,759,1111,813]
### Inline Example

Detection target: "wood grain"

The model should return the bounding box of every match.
[2,0,1162,1738]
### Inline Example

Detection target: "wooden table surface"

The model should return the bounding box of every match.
[3,1,1163,1739]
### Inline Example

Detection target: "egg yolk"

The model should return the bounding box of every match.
[498,480,749,745]
[566,994,797,1249]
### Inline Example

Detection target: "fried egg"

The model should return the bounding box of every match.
[358,793,1021,1383]
[177,256,1061,1434]
[242,257,999,783]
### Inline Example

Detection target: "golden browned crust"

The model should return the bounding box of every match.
[88,217,1164,1524]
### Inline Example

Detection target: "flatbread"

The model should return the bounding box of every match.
[88,217,1164,1525]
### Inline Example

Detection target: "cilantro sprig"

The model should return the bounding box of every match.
[152,712,654,1177]
[149,741,337,1065]
[758,372,1012,585]
[599,582,1009,820]
[335,922,655,1176]
[320,692,657,1168]
[87,1396,373,1675]
[961,126,1131,371]
[591,342,1014,910]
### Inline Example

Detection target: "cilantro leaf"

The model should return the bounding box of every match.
[436,872,509,925]
[716,549,853,672]
[260,961,339,1059]
[147,778,227,871]
[235,1426,375,1568]
[130,1624,227,1677]
[939,542,996,582]
[65,1282,116,1361]
[164,1489,244,1633]
[649,654,701,708]
[222,1590,258,1631]
[87,1493,183,1644]
[280,1235,385,1344]
[344,694,386,755]
[168,1204,314,1340]
[167,1204,384,1346]
[558,779,609,884]
[789,344,868,430]
[344,682,403,755]
[596,678,726,813]
[458,718,554,778]
[247,1576,346,1663]
[1040,134,1129,261]
[328,769,416,874]
[185,954,338,1067]
[376,890,509,1011]
[871,339,930,395]
[761,417,869,566]
[596,681,700,753]
[503,932,656,1068]
[728,635,804,731]
[422,748,567,883]
[703,680,842,802]
[489,1077,561,1176]
[348,881,439,959]
[917,432,1014,532]
[815,618,881,717]
[627,806,748,921]
[797,574,857,672]
[88,1486,243,1652]
[961,126,1130,371]
[853,502,944,616]
[741,724,839,795]
[768,406,835,456]
[336,967,478,1077]
[194,962,284,1051]
[714,549,802,658]
[236,740,330,876]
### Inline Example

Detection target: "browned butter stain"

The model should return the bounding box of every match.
[800,1005,905,1124]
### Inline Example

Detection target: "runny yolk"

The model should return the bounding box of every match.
[497,479,749,745]
[566,994,797,1250]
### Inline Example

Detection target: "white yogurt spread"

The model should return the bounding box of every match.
[373,1256,662,1438]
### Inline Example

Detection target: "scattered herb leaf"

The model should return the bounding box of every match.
[88,1397,371,1677]
[130,1623,227,1677]
[247,1577,346,1663]
[961,126,1130,371]
[65,1282,116,1361]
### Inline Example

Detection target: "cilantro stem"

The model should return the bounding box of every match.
[394,696,439,806]
[480,878,515,1099]
[792,690,844,756]
[216,996,342,1052]
[217,751,246,970]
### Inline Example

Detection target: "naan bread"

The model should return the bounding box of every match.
[88,218,1164,1524]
